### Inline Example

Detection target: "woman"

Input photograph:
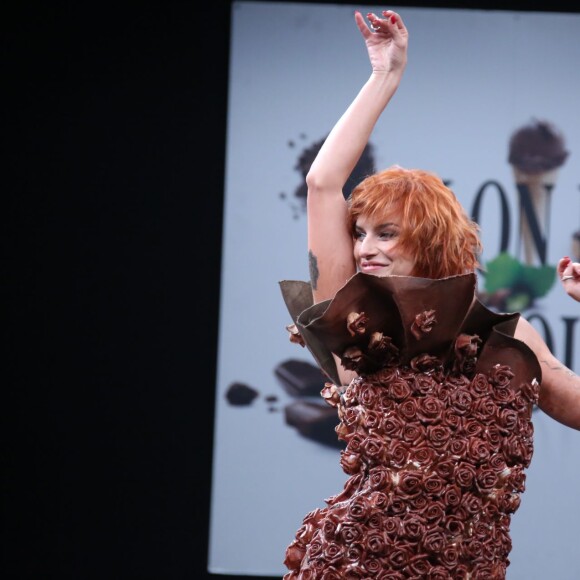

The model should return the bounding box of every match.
[281,9,580,579]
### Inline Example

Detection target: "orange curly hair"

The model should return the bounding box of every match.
[347,166,482,279]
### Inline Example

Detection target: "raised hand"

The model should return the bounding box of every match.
[355,9,408,74]
[557,256,580,302]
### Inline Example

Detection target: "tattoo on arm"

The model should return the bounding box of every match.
[539,359,577,378]
[309,250,319,290]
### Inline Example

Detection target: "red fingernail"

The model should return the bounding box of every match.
[391,15,397,23]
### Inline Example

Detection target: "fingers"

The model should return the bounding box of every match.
[366,9,402,34]
[559,256,580,283]
[557,256,571,277]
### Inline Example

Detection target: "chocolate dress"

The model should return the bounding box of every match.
[279,273,541,580]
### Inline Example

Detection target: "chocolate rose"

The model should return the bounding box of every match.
[412,374,437,395]
[489,364,515,387]
[460,491,483,515]
[341,406,361,429]
[396,471,423,498]
[343,380,361,405]
[388,378,412,402]
[347,495,372,522]
[521,378,540,404]
[345,543,363,563]
[410,309,437,340]
[366,531,387,555]
[450,563,470,579]
[340,450,361,475]
[359,384,380,407]
[470,373,491,397]
[448,437,468,459]
[362,409,382,431]
[369,466,392,492]
[367,512,383,530]
[484,424,502,451]
[462,417,483,438]
[443,484,462,508]
[388,496,408,516]
[418,395,445,424]
[384,516,402,538]
[346,311,369,337]
[401,512,426,541]
[409,444,437,468]
[450,388,473,415]
[388,440,410,468]
[383,414,404,439]
[471,397,497,423]
[440,544,460,569]
[322,514,340,540]
[377,390,397,413]
[341,346,367,373]
[284,539,306,569]
[455,462,477,489]
[422,501,445,525]
[402,422,425,445]
[402,556,430,577]
[476,467,499,494]
[422,528,446,554]
[493,386,516,405]
[497,407,518,433]
[442,409,462,431]
[466,437,491,464]
[296,522,316,545]
[517,417,534,438]
[512,393,531,415]
[427,424,452,449]
[361,434,386,465]
[364,557,382,575]
[455,333,481,358]
[502,434,526,464]
[409,493,428,511]
[323,541,343,565]
[386,543,412,570]
[410,353,441,373]
[339,521,364,545]
[489,452,507,473]
[286,323,306,347]
[444,515,465,537]
[321,383,342,407]
[371,491,389,510]
[434,458,455,481]
[306,537,324,559]
[423,473,446,496]
[345,432,365,454]
[376,568,405,580]
[399,398,419,421]
[368,332,400,366]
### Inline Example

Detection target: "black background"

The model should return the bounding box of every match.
[3,1,579,579]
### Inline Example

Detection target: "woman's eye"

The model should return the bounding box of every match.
[379,231,396,240]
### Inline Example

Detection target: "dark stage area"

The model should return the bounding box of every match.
[3,1,578,579]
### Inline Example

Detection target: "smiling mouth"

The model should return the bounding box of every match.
[360,262,388,271]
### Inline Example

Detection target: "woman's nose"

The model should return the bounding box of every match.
[360,236,377,256]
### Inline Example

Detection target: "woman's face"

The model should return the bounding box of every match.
[353,211,415,277]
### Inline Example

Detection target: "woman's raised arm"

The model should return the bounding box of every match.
[306,9,408,303]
